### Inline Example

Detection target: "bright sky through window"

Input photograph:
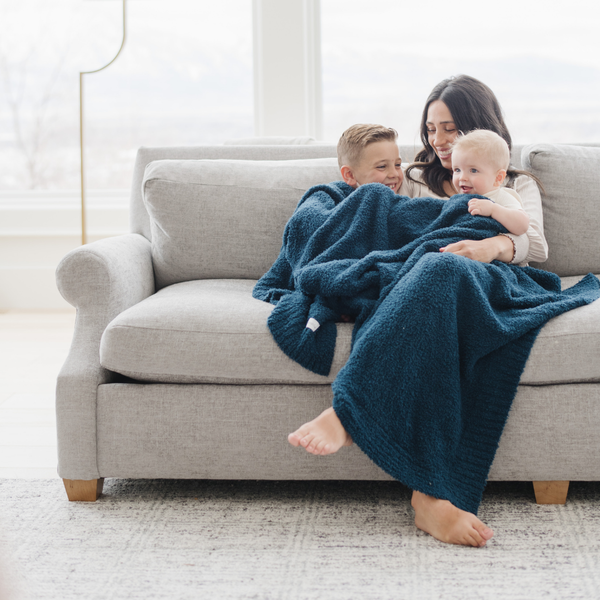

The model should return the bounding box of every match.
[321,0,600,145]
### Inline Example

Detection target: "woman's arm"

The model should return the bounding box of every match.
[408,167,548,264]
[407,166,525,264]
[440,235,515,263]
[507,175,548,265]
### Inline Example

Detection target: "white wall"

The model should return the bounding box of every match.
[0,191,128,309]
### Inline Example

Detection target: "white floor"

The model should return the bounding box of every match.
[0,310,75,478]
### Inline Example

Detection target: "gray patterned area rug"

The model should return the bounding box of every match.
[1,479,600,600]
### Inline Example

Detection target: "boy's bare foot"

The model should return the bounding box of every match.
[288,407,353,455]
[411,490,494,547]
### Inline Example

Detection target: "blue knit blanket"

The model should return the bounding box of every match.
[253,181,600,514]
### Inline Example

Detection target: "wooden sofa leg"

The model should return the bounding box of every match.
[63,478,104,502]
[533,480,569,505]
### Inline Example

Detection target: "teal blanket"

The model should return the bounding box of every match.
[253,181,600,513]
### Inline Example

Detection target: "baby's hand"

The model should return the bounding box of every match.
[468,198,494,217]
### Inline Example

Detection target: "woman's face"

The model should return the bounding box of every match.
[426,100,459,170]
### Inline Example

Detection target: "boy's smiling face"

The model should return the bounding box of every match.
[341,141,404,193]
[451,148,505,195]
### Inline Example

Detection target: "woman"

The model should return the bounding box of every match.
[287,75,549,548]
[395,75,547,546]
[405,74,548,266]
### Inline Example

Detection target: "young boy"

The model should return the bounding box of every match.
[337,124,404,193]
[451,129,530,236]
[335,124,403,324]
[288,123,404,445]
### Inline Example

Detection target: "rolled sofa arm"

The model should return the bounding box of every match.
[55,234,155,480]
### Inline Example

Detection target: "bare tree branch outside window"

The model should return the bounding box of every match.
[0,47,68,189]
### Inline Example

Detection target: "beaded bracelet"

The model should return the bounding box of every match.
[498,233,517,264]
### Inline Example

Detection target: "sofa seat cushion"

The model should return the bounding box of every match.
[521,274,600,385]
[100,276,600,386]
[100,279,352,385]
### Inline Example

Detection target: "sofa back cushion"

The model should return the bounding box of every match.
[143,157,340,288]
[523,144,600,276]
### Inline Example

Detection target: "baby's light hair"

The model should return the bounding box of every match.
[337,124,398,169]
[451,129,510,172]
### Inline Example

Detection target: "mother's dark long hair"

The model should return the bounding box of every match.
[406,75,514,197]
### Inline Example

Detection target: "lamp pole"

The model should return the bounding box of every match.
[79,0,127,245]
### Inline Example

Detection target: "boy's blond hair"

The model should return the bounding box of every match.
[337,124,398,169]
[451,129,510,171]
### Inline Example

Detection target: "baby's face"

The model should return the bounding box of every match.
[351,141,403,193]
[451,148,501,195]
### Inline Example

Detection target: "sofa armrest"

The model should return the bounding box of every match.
[57,233,155,313]
[55,234,155,479]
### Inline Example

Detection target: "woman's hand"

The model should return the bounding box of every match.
[439,235,515,264]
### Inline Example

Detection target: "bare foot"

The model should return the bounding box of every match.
[288,407,353,455]
[411,490,494,547]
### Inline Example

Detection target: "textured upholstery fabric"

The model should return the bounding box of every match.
[489,383,600,480]
[142,158,341,288]
[131,146,338,242]
[100,280,352,385]
[100,277,600,386]
[96,381,600,481]
[521,275,600,384]
[55,234,155,479]
[524,144,600,276]
[96,383,389,480]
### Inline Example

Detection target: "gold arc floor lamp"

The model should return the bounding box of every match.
[79,0,127,245]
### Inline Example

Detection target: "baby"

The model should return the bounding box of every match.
[337,124,404,193]
[451,130,530,235]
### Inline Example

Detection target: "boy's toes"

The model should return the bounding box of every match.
[305,438,320,454]
[288,432,301,447]
[299,435,313,449]
[315,440,329,455]
[319,443,331,455]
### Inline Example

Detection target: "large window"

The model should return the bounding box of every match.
[321,0,600,145]
[4,0,599,193]
[0,0,253,191]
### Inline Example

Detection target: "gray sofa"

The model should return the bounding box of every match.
[55,142,600,504]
